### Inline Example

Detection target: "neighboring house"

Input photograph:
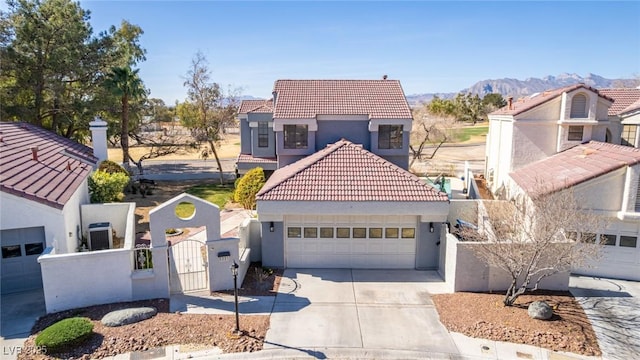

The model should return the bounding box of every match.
[236,99,278,176]
[484,84,640,282]
[508,141,640,281]
[237,79,413,174]
[256,139,449,269]
[599,88,640,148]
[485,84,614,195]
[0,122,97,294]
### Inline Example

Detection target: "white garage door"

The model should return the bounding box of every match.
[285,215,417,269]
[1,227,46,294]
[575,233,640,281]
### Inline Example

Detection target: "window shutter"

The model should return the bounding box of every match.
[570,94,587,118]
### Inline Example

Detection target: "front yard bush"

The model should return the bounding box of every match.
[97,160,129,175]
[88,170,129,203]
[35,317,94,350]
[234,167,265,210]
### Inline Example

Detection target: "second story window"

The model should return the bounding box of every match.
[378,125,403,149]
[284,124,308,149]
[568,126,584,141]
[570,94,588,118]
[258,122,269,147]
[621,125,637,147]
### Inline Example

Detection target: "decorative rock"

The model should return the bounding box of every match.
[527,301,553,320]
[101,307,157,327]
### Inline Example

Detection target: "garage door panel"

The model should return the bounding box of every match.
[285,216,418,269]
[335,242,350,254]
[398,239,416,253]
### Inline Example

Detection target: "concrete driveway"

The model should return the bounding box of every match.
[1,288,46,360]
[264,269,457,357]
[570,276,640,360]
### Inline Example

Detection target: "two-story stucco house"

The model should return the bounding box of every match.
[236,79,413,175]
[484,84,640,281]
[237,79,451,269]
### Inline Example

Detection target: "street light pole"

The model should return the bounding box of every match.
[230,261,240,335]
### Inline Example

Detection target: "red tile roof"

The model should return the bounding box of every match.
[491,84,613,116]
[599,88,640,115]
[238,99,274,114]
[621,97,640,115]
[510,141,640,197]
[272,80,412,119]
[256,140,448,202]
[237,153,277,164]
[0,122,97,209]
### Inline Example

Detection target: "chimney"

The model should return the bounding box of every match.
[507,96,513,110]
[89,117,108,165]
[31,147,39,161]
[382,75,388,80]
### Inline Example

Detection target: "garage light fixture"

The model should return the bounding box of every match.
[269,222,274,232]
[430,222,434,233]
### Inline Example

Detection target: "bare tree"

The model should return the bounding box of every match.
[457,185,604,306]
[409,104,455,168]
[182,52,239,184]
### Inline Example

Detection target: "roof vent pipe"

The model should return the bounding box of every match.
[507,96,513,110]
[383,75,388,80]
[31,147,38,161]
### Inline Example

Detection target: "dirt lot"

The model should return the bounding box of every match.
[108,134,240,162]
[433,291,600,356]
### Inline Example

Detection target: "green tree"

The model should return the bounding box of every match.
[104,66,147,169]
[0,0,146,138]
[482,93,507,111]
[234,167,266,210]
[182,52,238,184]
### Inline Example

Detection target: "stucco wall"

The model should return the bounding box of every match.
[39,249,134,313]
[261,221,284,267]
[81,203,136,249]
[1,192,68,254]
[316,120,370,150]
[415,221,441,269]
[511,123,557,171]
[249,113,276,157]
[443,234,570,292]
[239,116,251,154]
[485,117,514,193]
[572,169,626,212]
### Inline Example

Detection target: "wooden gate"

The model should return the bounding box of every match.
[169,239,209,294]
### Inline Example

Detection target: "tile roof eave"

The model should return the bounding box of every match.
[0,184,65,210]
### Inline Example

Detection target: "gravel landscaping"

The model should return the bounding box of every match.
[432,291,601,356]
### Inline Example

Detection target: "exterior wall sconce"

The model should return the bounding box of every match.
[430,222,434,233]
[269,221,274,232]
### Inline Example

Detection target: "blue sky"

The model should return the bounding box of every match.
[8,1,640,104]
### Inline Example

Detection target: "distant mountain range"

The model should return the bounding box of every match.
[405,73,638,106]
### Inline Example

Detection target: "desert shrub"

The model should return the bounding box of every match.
[233,167,265,210]
[97,160,129,175]
[35,317,94,350]
[88,170,129,203]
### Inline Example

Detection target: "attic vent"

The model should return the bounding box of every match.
[570,94,588,118]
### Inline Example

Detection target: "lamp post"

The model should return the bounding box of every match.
[230,261,240,335]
